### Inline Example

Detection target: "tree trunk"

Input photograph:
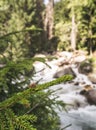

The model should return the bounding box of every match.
[71,7,77,51]
[44,0,54,40]
[88,30,93,56]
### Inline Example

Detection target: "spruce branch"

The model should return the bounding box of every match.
[0,27,42,39]
[0,75,73,110]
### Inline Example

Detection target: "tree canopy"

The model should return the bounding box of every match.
[54,0,96,54]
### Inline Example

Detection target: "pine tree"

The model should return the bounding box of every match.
[54,0,96,53]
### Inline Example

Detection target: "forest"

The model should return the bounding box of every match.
[0,0,96,130]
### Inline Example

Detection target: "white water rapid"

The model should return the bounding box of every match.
[33,53,96,130]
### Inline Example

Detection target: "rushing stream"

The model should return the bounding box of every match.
[33,53,96,130]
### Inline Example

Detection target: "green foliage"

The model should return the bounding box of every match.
[0,75,73,130]
[0,56,48,101]
[0,109,37,130]
[0,75,73,110]
[54,0,71,51]
[55,21,71,51]
[54,0,96,53]
[77,0,96,53]
[0,24,73,129]
[0,0,45,58]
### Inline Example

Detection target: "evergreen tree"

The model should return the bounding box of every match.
[0,0,45,59]
[54,0,96,53]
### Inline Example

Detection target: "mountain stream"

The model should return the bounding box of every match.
[33,52,96,130]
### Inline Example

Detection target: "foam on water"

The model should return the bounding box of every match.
[56,103,96,130]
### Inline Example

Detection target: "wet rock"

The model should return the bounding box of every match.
[80,85,96,105]
[88,73,96,84]
[73,82,79,86]
[74,55,86,63]
[53,67,76,78]
[78,60,93,75]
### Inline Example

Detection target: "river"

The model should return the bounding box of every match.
[33,52,96,130]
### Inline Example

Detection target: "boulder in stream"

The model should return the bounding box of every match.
[80,85,96,105]
[88,73,96,84]
[53,67,76,78]
[78,60,93,75]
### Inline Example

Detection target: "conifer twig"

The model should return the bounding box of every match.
[0,75,73,110]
